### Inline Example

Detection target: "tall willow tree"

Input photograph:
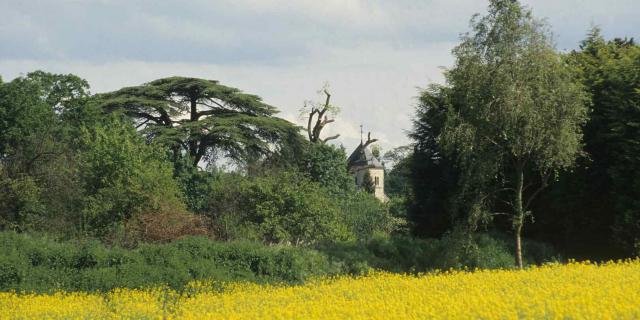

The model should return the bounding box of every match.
[95,77,300,167]
[439,0,588,267]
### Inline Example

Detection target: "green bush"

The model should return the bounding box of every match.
[0,256,26,291]
[0,232,337,293]
[316,235,434,274]
[76,118,186,239]
[299,143,353,193]
[317,231,557,275]
[0,230,558,292]
[338,192,399,240]
[205,171,352,244]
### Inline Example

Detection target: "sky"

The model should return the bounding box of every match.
[1,0,638,152]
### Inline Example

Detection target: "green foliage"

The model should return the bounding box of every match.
[202,167,399,244]
[0,71,89,157]
[433,230,515,270]
[202,173,248,240]
[437,0,588,266]
[76,118,185,238]
[383,146,412,198]
[338,191,399,240]
[94,77,300,167]
[19,70,90,113]
[299,142,353,193]
[240,171,346,245]
[0,71,90,232]
[0,71,194,239]
[408,86,462,237]
[318,231,554,275]
[361,171,376,194]
[370,145,381,158]
[530,29,640,257]
[0,232,336,293]
[0,77,54,158]
[441,0,588,203]
[0,230,557,293]
[205,171,351,244]
[574,31,640,255]
[385,196,410,233]
[174,160,219,214]
[0,176,44,230]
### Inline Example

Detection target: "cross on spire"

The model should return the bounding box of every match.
[360,124,363,144]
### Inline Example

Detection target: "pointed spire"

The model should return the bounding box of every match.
[360,124,363,145]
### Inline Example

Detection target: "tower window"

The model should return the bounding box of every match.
[375,176,379,186]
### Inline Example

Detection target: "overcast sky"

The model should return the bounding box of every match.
[1,0,638,152]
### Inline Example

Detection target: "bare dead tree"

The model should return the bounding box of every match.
[362,131,378,148]
[306,89,340,143]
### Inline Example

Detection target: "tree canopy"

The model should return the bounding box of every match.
[95,77,300,166]
[408,85,461,238]
[571,31,640,254]
[0,72,90,231]
[533,29,640,255]
[438,0,588,267]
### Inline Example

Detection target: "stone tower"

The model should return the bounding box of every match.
[347,142,388,202]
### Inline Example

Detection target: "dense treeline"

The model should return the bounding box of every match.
[0,0,637,291]
[529,31,640,258]
[0,71,408,290]
[0,72,396,245]
[395,1,639,261]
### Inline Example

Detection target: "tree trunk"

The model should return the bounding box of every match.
[514,164,525,269]
[188,97,200,166]
[514,222,523,269]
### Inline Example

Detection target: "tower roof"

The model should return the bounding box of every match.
[347,143,383,169]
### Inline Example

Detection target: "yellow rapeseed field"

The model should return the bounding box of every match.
[1,260,639,319]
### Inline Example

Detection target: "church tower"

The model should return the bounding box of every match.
[347,130,388,202]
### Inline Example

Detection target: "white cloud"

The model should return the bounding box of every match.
[0,40,452,151]
[1,0,639,153]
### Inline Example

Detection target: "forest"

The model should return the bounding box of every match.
[0,0,639,295]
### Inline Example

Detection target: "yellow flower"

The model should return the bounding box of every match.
[1,260,639,319]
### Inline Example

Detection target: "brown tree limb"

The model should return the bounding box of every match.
[307,106,318,142]
[306,89,338,143]
[322,134,340,143]
[524,171,551,211]
[363,132,378,148]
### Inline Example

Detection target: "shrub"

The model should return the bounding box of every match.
[338,192,401,240]
[124,207,211,245]
[317,231,556,275]
[0,230,558,292]
[0,232,337,293]
[299,143,353,194]
[0,256,26,290]
[0,176,44,231]
[206,171,352,244]
[316,235,431,275]
[465,233,516,269]
[76,118,186,239]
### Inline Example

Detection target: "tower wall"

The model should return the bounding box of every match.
[353,166,387,202]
